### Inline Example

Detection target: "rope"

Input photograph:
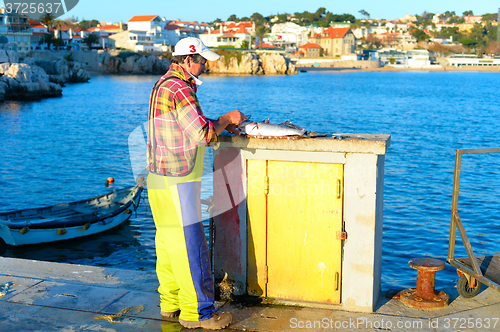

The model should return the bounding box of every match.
[94,304,146,323]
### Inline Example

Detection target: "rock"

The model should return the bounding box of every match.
[101,54,123,73]
[123,57,135,72]
[70,68,91,82]
[48,74,66,85]
[0,51,9,64]
[0,81,8,101]
[7,50,19,64]
[18,82,43,99]
[6,63,32,83]
[31,65,50,84]
[2,75,20,89]
[260,53,297,75]
[0,62,10,75]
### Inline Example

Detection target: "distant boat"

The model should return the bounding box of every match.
[0,178,144,246]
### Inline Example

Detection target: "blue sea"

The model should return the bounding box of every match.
[1,71,499,292]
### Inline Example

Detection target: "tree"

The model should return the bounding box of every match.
[39,33,55,50]
[411,28,429,42]
[77,20,99,29]
[463,10,473,16]
[227,14,238,22]
[460,37,477,48]
[482,13,498,22]
[469,23,487,48]
[40,13,55,33]
[83,33,100,50]
[251,12,264,23]
[358,9,370,19]
[255,25,267,48]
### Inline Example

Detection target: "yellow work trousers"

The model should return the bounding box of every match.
[147,146,214,321]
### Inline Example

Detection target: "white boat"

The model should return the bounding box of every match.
[0,178,144,246]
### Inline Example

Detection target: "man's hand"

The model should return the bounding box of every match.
[213,110,247,135]
[225,124,242,135]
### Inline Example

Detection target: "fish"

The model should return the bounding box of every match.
[238,119,306,137]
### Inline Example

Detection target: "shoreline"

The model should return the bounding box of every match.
[87,66,500,77]
[297,65,500,73]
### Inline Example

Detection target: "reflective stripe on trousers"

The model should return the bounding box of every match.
[147,146,214,321]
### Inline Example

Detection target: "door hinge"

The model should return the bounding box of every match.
[336,231,347,240]
[264,176,269,195]
[337,179,342,199]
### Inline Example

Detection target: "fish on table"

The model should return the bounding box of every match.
[238,119,306,137]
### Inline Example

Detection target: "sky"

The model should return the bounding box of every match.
[59,0,499,23]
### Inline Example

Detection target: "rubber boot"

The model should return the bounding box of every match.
[179,312,233,330]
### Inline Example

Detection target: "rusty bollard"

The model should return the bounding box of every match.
[399,257,449,309]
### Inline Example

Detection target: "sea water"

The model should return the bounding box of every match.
[1,71,499,291]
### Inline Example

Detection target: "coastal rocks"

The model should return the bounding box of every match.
[101,53,171,74]
[32,59,90,84]
[206,52,296,75]
[0,51,9,63]
[6,63,32,83]
[260,53,297,75]
[0,62,62,101]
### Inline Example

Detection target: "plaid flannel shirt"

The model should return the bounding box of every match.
[147,64,218,176]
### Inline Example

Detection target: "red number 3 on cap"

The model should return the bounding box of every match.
[189,45,196,53]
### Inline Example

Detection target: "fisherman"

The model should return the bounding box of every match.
[146,37,247,329]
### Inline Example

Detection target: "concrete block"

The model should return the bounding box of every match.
[7,281,128,312]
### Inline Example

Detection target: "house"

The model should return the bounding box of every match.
[223,21,255,34]
[309,27,356,58]
[399,14,417,23]
[110,15,168,52]
[377,31,416,47]
[87,22,125,35]
[200,25,251,48]
[164,20,210,46]
[0,10,31,52]
[296,42,321,57]
[267,22,309,49]
[464,15,482,24]
[29,20,47,49]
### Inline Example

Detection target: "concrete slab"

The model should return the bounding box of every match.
[0,275,43,301]
[1,257,500,331]
[0,301,161,332]
[7,280,129,312]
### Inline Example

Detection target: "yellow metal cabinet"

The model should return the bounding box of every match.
[247,160,344,304]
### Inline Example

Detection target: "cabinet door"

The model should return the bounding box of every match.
[247,160,343,303]
[267,161,343,303]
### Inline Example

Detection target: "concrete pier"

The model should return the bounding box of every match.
[2,252,500,331]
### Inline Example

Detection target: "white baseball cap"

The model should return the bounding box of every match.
[172,37,220,61]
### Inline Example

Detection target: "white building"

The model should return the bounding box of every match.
[164,20,210,46]
[266,22,309,48]
[110,15,169,51]
[200,26,251,48]
[0,11,32,52]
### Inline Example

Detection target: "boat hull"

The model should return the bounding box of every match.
[0,181,143,246]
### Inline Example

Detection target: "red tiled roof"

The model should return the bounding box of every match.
[29,20,46,28]
[299,42,321,49]
[322,27,350,39]
[88,25,120,31]
[257,43,279,48]
[128,15,158,22]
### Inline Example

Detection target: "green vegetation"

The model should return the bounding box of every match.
[77,20,100,29]
[83,33,100,50]
[220,7,357,27]
[214,49,244,66]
